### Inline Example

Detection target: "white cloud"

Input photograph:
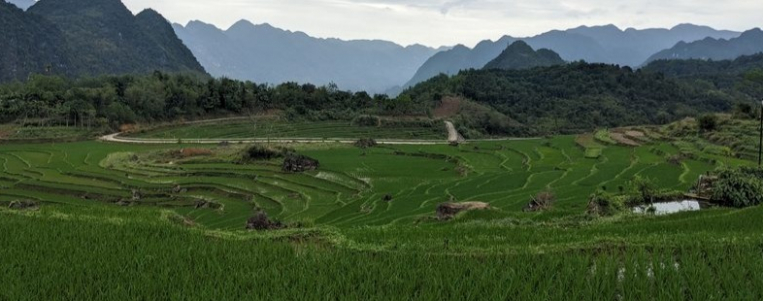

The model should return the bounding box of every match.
[122,0,762,47]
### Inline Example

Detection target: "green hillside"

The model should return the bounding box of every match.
[484,41,565,70]
[0,0,205,82]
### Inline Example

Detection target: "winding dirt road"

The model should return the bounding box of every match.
[100,121,532,145]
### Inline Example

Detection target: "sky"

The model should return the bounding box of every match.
[121,0,763,48]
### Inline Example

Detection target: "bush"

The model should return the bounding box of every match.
[354,138,377,149]
[712,167,763,207]
[586,190,626,216]
[524,190,555,212]
[352,115,380,127]
[698,114,718,133]
[630,175,657,203]
[243,145,289,161]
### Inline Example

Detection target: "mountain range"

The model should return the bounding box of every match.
[404,24,740,87]
[0,0,204,82]
[646,28,763,63]
[173,20,443,94]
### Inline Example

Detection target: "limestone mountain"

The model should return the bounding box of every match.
[173,20,441,94]
[645,28,763,64]
[484,41,565,70]
[0,0,204,82]
[0,0,70,81]
[405,24,740,87]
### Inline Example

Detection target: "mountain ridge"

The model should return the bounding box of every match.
[645,28,763,64]
[404,24,741,87]
[174,20,440,93]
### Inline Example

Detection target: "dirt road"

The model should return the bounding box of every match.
[100,121,535,145]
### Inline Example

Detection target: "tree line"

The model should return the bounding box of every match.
[0,72,424,129]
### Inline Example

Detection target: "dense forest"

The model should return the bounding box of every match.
[402,60,763,136]
[1,56,761,137]
[0,72,415,129]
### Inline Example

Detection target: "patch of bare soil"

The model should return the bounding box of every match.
[610,132,640,147]
[434,97,463,118]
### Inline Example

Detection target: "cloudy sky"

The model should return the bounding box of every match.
[121,0,762,47]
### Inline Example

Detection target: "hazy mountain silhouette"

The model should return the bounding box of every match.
[645,28,763,64]
[6,0,34,10]
[484,41,565,70]
[173,20,442,93]
[405,24,740,87]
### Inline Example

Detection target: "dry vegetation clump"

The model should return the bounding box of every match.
[609,132,640,146]
[246,211,284,231]
[524,190,556,212]
[170,148,213,159]
[8,200,38,210]
[282,155,320,173]
[436,202,490,220]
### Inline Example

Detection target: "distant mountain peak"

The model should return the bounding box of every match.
[483,41,565,70]
[645,28,763,64]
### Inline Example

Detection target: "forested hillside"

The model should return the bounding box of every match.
[402,61,762,136]
[0,0,205,82]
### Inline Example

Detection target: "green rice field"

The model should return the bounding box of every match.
[2,128,762,299]
[129,119,448,140]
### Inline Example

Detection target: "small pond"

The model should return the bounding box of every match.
[632,200,706,215]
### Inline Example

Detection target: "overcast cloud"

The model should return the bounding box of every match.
[121,0,762,47]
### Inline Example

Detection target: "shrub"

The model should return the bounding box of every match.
[586,190,625,216]
[243,145,286,161]
[524,190,556,212]
[630,175,657,203]
[698,114,718,133]
[712,167,763,207]
[353,115,380,127]
[354,138,378,149]
[282,155,320,172]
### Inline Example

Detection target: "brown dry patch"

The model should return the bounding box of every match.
[610,132,640,147]
[625,130,644,138]
[434,96,463,118]
[436,201,491,220]
[119,124,138,133]
[172,148,213,158]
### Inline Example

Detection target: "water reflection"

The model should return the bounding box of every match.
[632,200,702,215]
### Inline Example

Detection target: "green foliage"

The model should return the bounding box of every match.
[630,175,657,203]
[587,190,625,216]
[402,61,745,136]
[698,114,718,133]
[243,145,288,161]
[352,115,380,127]
[712,167,763,207]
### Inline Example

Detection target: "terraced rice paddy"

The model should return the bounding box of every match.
[0,134,733,229]
[129,119,447,140]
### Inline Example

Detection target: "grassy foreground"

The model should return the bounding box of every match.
[2,205,763,300]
